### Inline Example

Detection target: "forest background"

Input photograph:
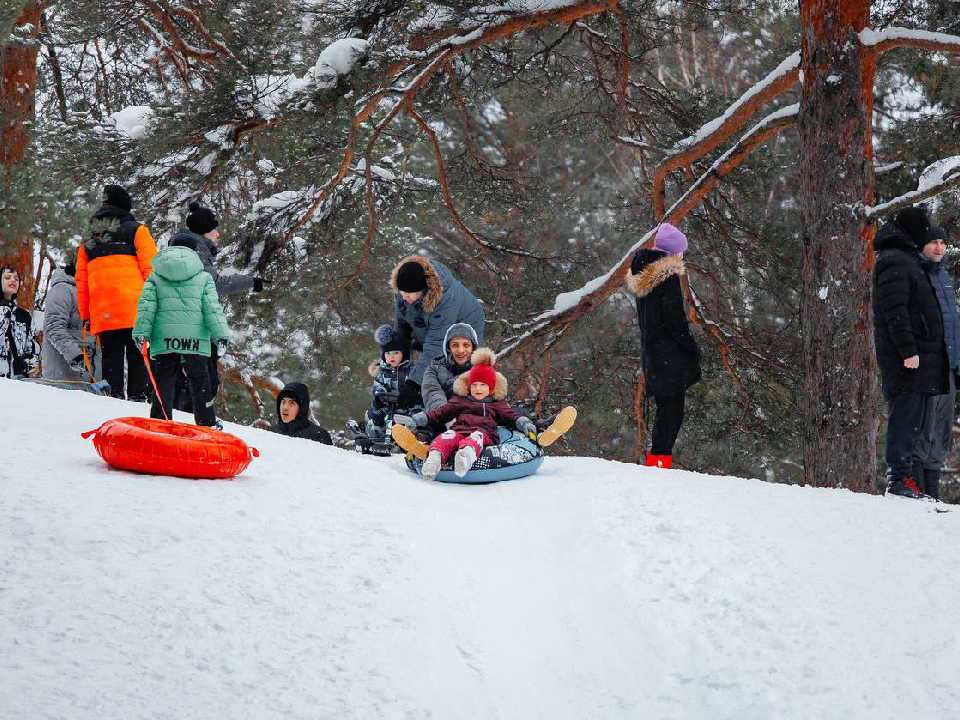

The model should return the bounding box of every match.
[2,0,959,497]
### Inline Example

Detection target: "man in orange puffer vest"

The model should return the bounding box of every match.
[76,184,157,400]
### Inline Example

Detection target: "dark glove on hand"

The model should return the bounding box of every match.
[252,277,267,292]
[215,339,229,355]
[69,354,87,374]
[398,379,422,409]
[134,336,147,352]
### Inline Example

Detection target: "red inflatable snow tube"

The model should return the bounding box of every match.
[82,417,259,479]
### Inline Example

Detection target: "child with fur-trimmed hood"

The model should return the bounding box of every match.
[365,325,415,437]
[397,348,537,481]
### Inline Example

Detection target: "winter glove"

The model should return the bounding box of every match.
[392,414,415,429]
[68,354,87,375]
[252,277,268,292]
[134,336,147,352]
[398,379,422,409]
[411,411,428,428]
[516,417,537,442]
[215,339,229,355]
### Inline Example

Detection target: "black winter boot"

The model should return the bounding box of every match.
[886,475,924,499]
[923,468,941,500]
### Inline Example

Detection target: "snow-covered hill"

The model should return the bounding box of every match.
[2,378,959,720]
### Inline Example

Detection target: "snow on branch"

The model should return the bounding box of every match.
[651,52,800,218]
[861,27,960,56]
[865,156,960,219]
[663,104,799,224]
[501,105,798,359]
[289,0,610,243]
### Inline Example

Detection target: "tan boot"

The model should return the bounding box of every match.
[537,406,577,447]
[391,424,429,460]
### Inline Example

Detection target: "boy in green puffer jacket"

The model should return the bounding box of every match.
[133,245,230,428]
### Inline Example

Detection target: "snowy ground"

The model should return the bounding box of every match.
[2,378,959,720]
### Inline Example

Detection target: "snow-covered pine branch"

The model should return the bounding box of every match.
[652,51,800,217]
[865,156,960,219]
[860,26,960,56]
[501,104,800,359]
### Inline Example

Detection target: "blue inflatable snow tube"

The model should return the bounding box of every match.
[406,427,545,484]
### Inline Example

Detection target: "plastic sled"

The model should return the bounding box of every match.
[405,427,545,484]
[82,416,259,479]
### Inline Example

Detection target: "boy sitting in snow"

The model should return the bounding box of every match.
[363,325,416,439]
[394,348,537,481]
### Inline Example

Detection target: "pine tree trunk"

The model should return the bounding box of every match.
[0,2,41,308]
[798,0,879,492]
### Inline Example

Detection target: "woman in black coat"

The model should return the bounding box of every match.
[626,224,701,468]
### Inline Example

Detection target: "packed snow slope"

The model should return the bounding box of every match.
[3,379,959,720]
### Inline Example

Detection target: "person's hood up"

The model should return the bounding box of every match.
[442,322,478,364]
[874,219,918,254]
[276,382,311,424]
[389,255,443,311]
[48,267,75,289]
[150,246,203,282]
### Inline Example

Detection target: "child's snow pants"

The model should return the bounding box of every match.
[428,429,489,465]
[150,353,217,426]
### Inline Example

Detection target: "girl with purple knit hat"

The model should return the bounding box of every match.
[625,223,702,468]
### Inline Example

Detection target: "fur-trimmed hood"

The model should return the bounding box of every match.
[390,255,443,311]
[624,252,686,298]
[451,347,508,400]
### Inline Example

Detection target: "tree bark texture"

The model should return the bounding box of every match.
[0,1,41,307]
[798,0,879,492]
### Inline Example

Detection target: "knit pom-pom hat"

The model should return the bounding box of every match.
[467,347,497,390]
[187,201,219,235]
[373,324,407,360]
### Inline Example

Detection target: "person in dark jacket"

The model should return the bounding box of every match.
[913,223,957,500]
[398,348,536,481]
[364,324,415,439]
[269,382,333,444]
[76,184,157,400]
[0,265,39,379]
[390,255,484,408]
[626,224,701,469]
[872,206,949,498]
[169,201,267,408]
[41,262,101,381]
[421,322,478,411]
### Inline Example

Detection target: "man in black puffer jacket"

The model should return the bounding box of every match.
[872,206,948,498]
[269,382,332,444]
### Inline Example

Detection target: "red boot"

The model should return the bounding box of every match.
[646,454,672,469]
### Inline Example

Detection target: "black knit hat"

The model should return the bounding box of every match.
[103,184,132,211]
[374,324,407,360]
[395,261,427,293]
[929,224,947,242]
[187,201,219,235]
[895,206,931,250]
